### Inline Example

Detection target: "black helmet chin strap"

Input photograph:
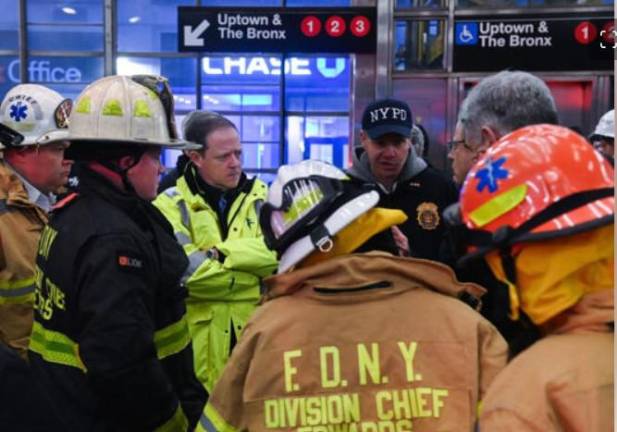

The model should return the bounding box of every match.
[99,149,146,195]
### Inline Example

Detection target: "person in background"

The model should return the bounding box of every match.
[197,159,507,432]
[0,84,72,360]
[347,98,458,261]
[411,122,430,161]
[29,75,206,431]
[457,124,613,430]
[448,70,558,186]
[158,111,220,193]
[0,84,72,431]
[154,110,278,394]
[589,108,614,164]
[443,70,559,356]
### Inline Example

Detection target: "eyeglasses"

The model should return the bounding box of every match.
[447,138,474,153]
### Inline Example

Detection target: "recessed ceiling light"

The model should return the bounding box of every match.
[61,7,77,15]
[128,16,141,24]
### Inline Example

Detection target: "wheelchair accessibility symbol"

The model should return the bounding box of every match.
[455,22,478,45]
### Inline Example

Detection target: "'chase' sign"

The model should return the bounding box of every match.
[178,7,376,54]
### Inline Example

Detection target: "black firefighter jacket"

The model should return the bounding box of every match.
[28,168,206,432]
[347,147,458,262]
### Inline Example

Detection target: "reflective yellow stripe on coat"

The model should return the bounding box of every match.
[196,404,238,432]
[0,276,36,304]
[154,314,191,360]
[29,321,86,371]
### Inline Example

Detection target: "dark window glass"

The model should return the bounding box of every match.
[286,0,351,5]
[28,25,104,51]
[27,0,103,51]
[116,56,198,112]
[0,0,18,50]
[287,115,349,168]
[286,56,350,111]
[396,0,447,8]
[193,0,280,4]
[457,0,611,6]
[27,0,103,23]
[392,78,448,170]
[117,0,195,52]
[394,20,446,70]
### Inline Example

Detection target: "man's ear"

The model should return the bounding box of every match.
[480,126,499,148]
[117,155,136,170]
[359,130,369,149]
[187,149,203,168]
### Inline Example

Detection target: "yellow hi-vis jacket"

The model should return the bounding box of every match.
[154,174,278,392]
[0,160,48,360]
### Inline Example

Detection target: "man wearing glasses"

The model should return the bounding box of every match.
[443,70,559,358]
[448,70,558,187]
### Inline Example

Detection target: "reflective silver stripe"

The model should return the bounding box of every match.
[164,187,178,198]
[174,231,191,246]
[199,413,218,432]
[0,283,35,298]
[177,199,190,229]
[182,250,207,284]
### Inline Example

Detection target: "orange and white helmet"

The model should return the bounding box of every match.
[66,75,200,157]
[0,84,71,149]
[459,124,613,262]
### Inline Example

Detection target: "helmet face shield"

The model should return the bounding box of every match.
[260,175,344,253]
[0,123,25,149]
[260,160,382,273]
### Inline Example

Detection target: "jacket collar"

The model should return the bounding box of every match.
[0,160,51,212]
[183,163,249,212]
[263,252,486,307]
[542,290,614,335]
[346,145,428,190]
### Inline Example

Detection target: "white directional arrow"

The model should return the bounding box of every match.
[184,19,210,47]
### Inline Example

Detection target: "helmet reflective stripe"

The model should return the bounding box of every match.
[0,84,69,146]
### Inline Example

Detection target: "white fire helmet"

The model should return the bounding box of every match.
[0,84,71,149]
[260,160,380,273]
[590,109,615,140]
[67,75,200,151]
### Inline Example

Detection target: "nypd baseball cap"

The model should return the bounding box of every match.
[361,98,413,139]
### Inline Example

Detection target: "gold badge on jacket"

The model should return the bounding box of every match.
[416,202,440,230]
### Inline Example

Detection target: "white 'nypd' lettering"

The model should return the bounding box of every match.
[369,107,407,123]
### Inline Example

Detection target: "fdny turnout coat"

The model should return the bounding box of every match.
[199,253,508,432]
[0,160,48,359]
[28,168,206,431]
[154,168,278,392]
[479,290,614,431]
